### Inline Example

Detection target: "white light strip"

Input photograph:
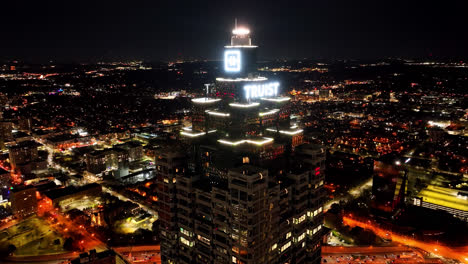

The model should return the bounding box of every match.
[207,111,230,117]
[182,127,193,131]
[218,139,245,146]
[191,97,221,104]
[247,138,274,145]
[261,97,291,102]
[259,109,279,117]
[180,131,206,137]
[218,137,274,146]
[279,129,303,135]
[229,102,260,108]
[266,128,303,135]
[208,130,217,133]
[225,45,258,48]
[216,77,267,82]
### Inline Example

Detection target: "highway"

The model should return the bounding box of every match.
[343,216,468,264]
[322,245,426,264]
[114,245,161,264]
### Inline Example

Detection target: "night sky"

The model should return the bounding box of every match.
[1,0,467,62]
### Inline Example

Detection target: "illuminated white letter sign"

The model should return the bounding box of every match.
[244,82,279,100]
[224,50,241,72]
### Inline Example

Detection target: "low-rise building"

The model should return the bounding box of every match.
[11,185,37,218]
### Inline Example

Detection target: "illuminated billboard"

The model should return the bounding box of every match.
[244,82,279,100]
[224,50,241,72]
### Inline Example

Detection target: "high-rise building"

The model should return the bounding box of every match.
[0,120,13,150]
[156,24,326,264]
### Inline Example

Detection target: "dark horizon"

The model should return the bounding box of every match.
[2,0,468,62]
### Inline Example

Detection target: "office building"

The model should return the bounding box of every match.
[156,24,326,264]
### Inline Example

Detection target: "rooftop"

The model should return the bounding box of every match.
[417,185,468,212]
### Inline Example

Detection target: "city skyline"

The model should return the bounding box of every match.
[0,4,467,264]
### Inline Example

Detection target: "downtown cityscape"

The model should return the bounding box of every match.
[0,1,468,264]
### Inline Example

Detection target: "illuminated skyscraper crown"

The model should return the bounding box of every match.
[231,20,252,46]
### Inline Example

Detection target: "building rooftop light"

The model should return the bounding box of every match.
[259,109,279,116]
[207,111,230,117]
[218,137,273,146]
[229,102,260,108]
[266,128,303,135]
[216,77,267,82]
[261,97,291,102]
[180,131,206,137]
[191,97,221,104]
[232,28,250,35]
[225,45,258,48]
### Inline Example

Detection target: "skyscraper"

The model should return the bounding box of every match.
[156,24,326,264]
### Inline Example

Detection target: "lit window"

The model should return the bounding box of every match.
[297,232,306,242]
[242,156,250,164]
[197,235,210,245]
[286,232,292,239]
[180,237,194,247]
[271,243,277,251]
[180,228,193,237]
[280,241,291,252]
[294,213,306,224]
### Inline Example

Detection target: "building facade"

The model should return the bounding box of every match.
[11,186,38,219]
[156,24,326,264]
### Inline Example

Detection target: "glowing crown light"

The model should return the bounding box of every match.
[232,27,250,36]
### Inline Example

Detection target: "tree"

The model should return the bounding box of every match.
[63,237,74,251]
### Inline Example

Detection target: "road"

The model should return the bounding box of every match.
[114,245,161,264]
[343,216,468,264]
[322,245,425,264]
[324,177,373,210]
[3,252,79,264]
